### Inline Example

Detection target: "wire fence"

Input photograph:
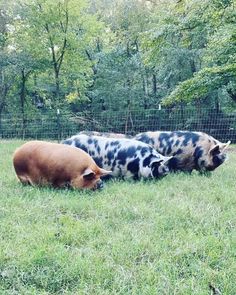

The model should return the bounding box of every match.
[0,107,236,143]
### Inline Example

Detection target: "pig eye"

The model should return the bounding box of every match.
[150,160,162,169]
[151,162,161,178]
[212,155,224,167]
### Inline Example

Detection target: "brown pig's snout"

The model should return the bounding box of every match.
[96,179,104,190]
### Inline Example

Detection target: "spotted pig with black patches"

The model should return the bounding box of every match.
[135,131,231,172]
[62,134,172,180]
[79,131,130,138]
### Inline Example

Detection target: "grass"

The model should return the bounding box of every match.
[0,140,235,295]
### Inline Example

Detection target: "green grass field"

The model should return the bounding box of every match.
[0,140,235,295]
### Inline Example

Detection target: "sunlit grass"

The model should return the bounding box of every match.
[0,140,235,294]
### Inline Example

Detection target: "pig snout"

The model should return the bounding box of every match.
[95,179,104,190]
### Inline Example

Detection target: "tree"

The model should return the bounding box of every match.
[17,0,104,109]
[162,0,236,108]
[0,2,17,133]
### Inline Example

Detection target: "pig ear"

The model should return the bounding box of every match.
[99,168,112,176]
[82,168,96,180]
[163,156,173,163]
[221,140,231,151]
[150,156,172,166]
[149,157,166,167]
[209,145,220,155]
[150,158,163,166]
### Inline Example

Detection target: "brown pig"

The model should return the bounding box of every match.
[13,141,111,190]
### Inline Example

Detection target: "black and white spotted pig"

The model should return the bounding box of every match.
[135,131,231,172]
[62,134,172,180]
[79,131,130,138]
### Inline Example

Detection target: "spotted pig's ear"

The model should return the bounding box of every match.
[209,145,220,155]
[150,156,173,166]
[221,140,231,151]
[163,156,173,163]
[149,157,163,166]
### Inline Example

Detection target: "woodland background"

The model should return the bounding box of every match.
[0,0,236,140]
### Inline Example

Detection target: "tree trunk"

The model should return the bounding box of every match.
[180,102,185,129]
[152,73,157,99]
[0,70,11,137]
[0,101,6,138]
[55,70,60,107]
[19,69,31,138]
[0,104,3,137]
[20,70,27,138]
[215,94,220,114]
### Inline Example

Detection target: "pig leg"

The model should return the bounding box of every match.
[17,174,34,185]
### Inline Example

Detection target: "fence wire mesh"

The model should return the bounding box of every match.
[0,107,236,143]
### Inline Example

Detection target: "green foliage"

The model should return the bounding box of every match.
[0,0,105,114]
[163,63,236,105]
[162,0,236,105]
[0,0,236,121]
